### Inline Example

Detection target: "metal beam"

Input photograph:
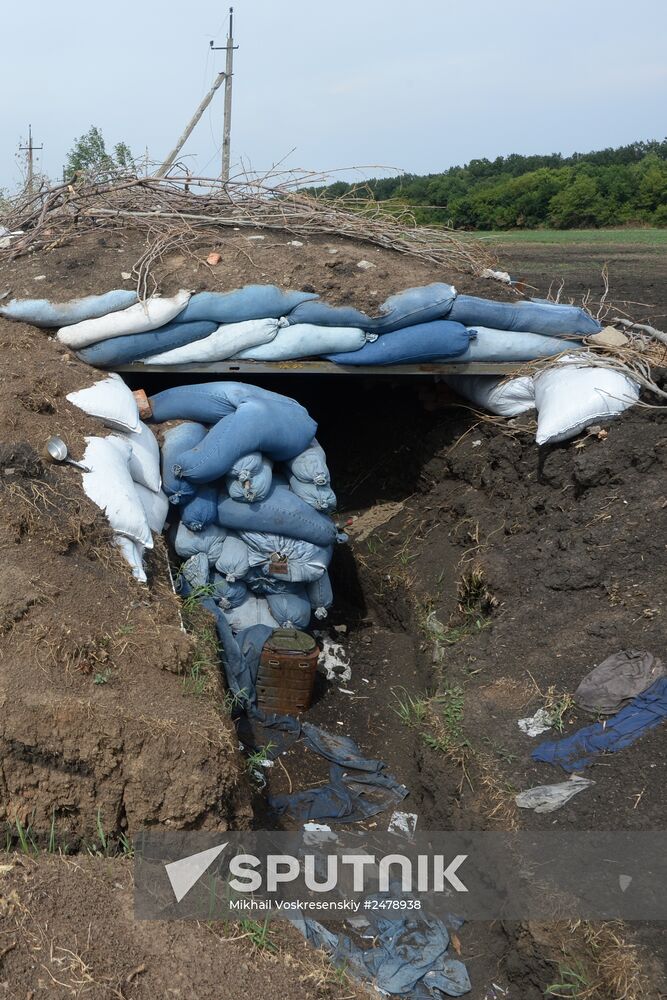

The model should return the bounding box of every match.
[116,360,523,376]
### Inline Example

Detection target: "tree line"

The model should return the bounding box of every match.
[318,140,667,229]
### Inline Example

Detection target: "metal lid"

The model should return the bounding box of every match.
[263,628,317,654]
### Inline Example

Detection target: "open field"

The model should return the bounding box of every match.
[483,228,667,246]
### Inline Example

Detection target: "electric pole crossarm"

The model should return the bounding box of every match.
[155,72,226,178]
[210,7,238,184]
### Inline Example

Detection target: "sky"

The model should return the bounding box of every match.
[2,0,666,191]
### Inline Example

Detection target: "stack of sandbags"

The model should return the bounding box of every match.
[65,374,168,581]
[155,383,338,630]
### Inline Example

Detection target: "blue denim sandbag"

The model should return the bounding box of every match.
[76,320,218,367]
[0,289,138,328]
[448,295,601,337]
[160,422,208,500]
[326,320,471,365]
[454,326,585,363]
[215,533,251,580]
[180,485,219,531]
[176,285,318,324]
[226,454,273,503]
[173,521,227,564]
[172,398,317,487]
[266,586,312,629]
[307,570,334,619]
[289,477,337,512]
[217,484,337,546]
[148,381,308,424]
[286,439,330,485]
[287,282,456,333]
[211,572,249,610]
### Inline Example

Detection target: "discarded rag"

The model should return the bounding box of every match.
[291,909,471,997]
[574,650,665,715]
[532,677,667,772]
[515,775,595,813]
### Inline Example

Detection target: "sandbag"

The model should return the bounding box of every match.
[67,373,140,433]
[287,282,457,333]
[143,318,285,365]
[326,320,471,366]
[245,569,297,595]
[226,455,273,503]
[111,421,161,491]
[448,295,601,337]
[240,531,333,583]
[286,439,331,485]
[134,483,170,534]
[215,533,251,581]
[172,398,316,489]
[442,374,535,416]
[217,484,337,546]
[266,586,312,629]
[534,355,640,445]
[77,320,218,368]
[57,291,191,349]
[289,476,337,513]
[148,381,310,425]
[234,324,372,361]
[224,593,281,631]
[177,285,317,324]
[211,572,248,610]
[180,552,210,591]
[306,570,334,619]
[180,486,218,532]
[173,522,227,565]
[454,326,582,363]
[81,436,152,548]
[0,289,137,328]
[160,422,208,500]
[114,534,147,583]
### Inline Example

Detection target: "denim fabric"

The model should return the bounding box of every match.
[234,324,369,360]
[288,477,337,512]
[306,570,334,617]
[215,533,251,581]
[266,586,312,629]
[211,572,248,610]
[1,290,138,328]
[454,327,584,363]
[287,282,456,333]
[226,455,273,503]
[217,484,337,546]
[148,381,311,424]
[160,422,208,499]
[326,320,471,365]
[448,295,601,337]
[173,521,227,564]
[76,320,217,367]
[286,439,330,485]
[240,531,333,583]
[180,485,219,531]
[176,285,317,324]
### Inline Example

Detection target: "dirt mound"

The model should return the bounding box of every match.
[0,317,251,845]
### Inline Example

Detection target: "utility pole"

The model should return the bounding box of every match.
[19,125,43,197]
[210,7,238,184]
[155,72,226,178]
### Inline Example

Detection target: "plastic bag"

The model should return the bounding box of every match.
[77,320,217,368]
[306,570,334,619]
[226,454,273,503]
[286,439,331,485]
[180,485,218,532]
[134,483,170,535]
[144,318,285,364]
[214,533,251,581]
[266,586,312,629]
[57,290,191,349]
[0,289,137,328]
[81,436,152,547]
[448,295,601,337]
[442,374,535,416]
[114,534,147,583]
[534,355,640,445]
[217,484,337,546]
[234,324,371,361]
[177,285,317,324]
[241,531,333,583]
[326,320,471,365]
[111,421,161,491]
[160,422,208,500]
[289,477,337,513]
[66,373,140,433]
[173,521,226,564]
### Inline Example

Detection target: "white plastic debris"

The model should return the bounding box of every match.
[317,636,352,682]
[515,775,594,814]
[481,268,512,284]
[518,708,553,738]
[357,259,376,270]
[387,811,418,837]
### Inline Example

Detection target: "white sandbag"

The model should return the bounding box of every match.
[534,355,640,445]
[66,373,140,433]
[134,483,170,535]
[224,593,280,631]
[114,534,147,583]
[111,421,161,490]
[443,374,535,417]
[234,324,374,361]
[144,318,285,364]
[215,533,251,581]
[82,436,152,548]
[57,290,191,349]
[174,522,227,565]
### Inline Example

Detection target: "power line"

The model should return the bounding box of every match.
[19,125,43,197]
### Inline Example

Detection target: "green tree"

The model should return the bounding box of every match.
[64,126,135,182]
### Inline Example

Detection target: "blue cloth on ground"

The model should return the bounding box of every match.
[288,282,457,334]
[292,910,471,997]
[176,285,317,324]
[532,677,667,771]
[453,326,585,363]
[0,290,138,328]
[326,320,471,366]
[217,484,337,546]
[448,295,601,337]
[180,486,218,531]
[76,320,217,367]
[269,762,408,823]
[160,422,208,501]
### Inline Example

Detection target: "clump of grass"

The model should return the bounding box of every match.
[392,687,428,728]
[545,960,593,998]
[419,566,497,652]
[93,667,112,685]
[238,917,277,952]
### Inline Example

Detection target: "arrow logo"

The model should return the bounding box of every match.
[165,843,228,902]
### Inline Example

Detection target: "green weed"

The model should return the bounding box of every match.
[392,688,428,728]
[239,917,277,952]
[545,960,592,997]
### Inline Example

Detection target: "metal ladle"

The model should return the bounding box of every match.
[45,436,90,472]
